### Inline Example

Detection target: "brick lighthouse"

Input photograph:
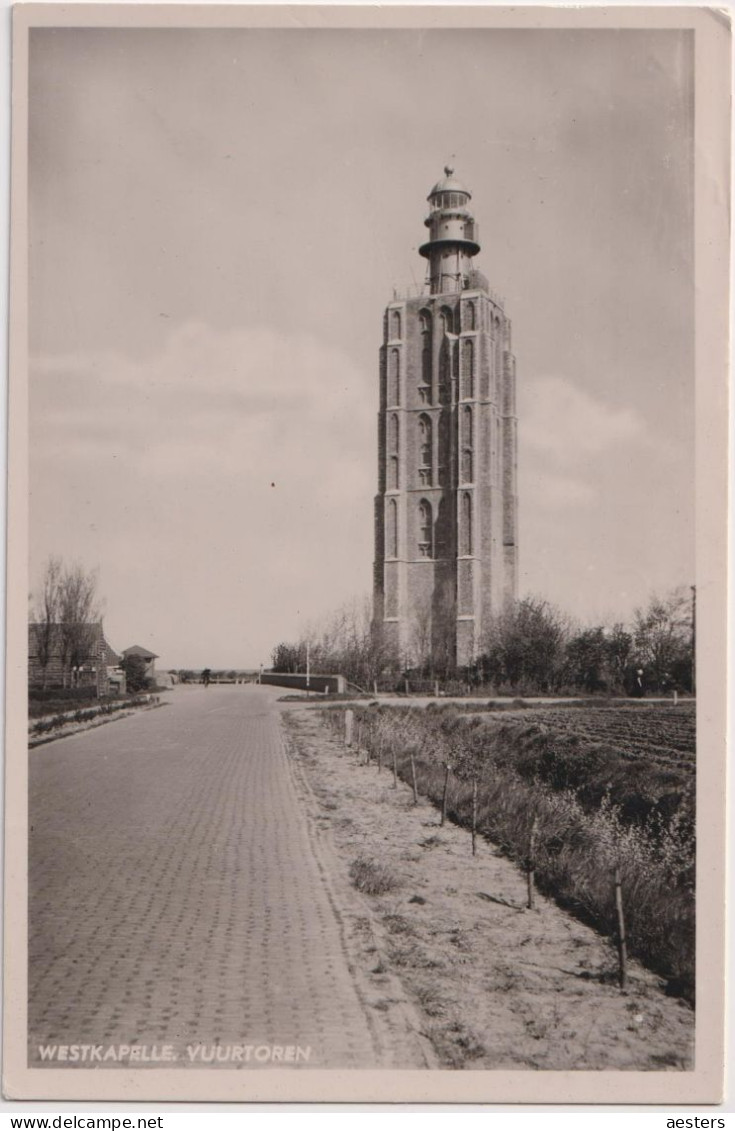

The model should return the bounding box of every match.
[373,167,518,670]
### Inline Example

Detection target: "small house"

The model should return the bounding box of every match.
[121,645,159,684]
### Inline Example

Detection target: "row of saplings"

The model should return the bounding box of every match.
[321,705,695,1006]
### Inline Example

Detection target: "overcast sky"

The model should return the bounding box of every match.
[28,26,694,670]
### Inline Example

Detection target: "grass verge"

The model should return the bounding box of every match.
[323,705,695,1003]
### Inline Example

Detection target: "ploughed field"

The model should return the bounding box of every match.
[478,703,695,773]
[438,700,696,828]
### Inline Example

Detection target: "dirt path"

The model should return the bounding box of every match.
[283,704,694,1071]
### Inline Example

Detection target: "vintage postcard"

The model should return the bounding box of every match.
[4,3,729,1104]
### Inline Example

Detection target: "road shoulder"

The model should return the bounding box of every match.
[282,706,438,1070]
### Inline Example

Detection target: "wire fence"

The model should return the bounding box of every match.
[318,704,695,1004]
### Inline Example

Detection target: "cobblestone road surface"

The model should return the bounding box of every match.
[28,686,384,1068]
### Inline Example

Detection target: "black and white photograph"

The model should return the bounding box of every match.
[4,4,729,1105]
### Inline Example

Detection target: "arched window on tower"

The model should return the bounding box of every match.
[387,498,398,559]
[418,414,432,486]
[388,348,400,406]
[465,301,476,332]
[418,499,433,558]
[461,492,473,556]
[419,310,432,402]
[462,406,474,483]
[388,413,400,489]
[461,338,474,399]
[390,309,401,341]
[440,306,455,337]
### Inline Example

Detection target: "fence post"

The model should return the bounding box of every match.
[440,764,452,826]
[377,739,383,773]
[410,752,418,805]
[434,680,440,699]
[345,709,354,748]
[392,747,398,789]
[471,778,478,856]
[373,680,378,697]
[614,866,628,990]
[527,815,538,910]
[405,678,410,695]
[673,689,678,706]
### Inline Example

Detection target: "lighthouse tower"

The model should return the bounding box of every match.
[373,167,518,670]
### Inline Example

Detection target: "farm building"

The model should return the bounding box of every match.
[121,645,159,684]
[28,622,124,696]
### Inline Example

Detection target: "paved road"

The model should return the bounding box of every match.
[28,686,382,1068]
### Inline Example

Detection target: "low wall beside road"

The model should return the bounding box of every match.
[260,672,346,694]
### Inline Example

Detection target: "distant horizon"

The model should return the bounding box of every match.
[30,27,694,670]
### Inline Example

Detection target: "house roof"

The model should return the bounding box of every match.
[122,645,159,660]
[28,622,119,664]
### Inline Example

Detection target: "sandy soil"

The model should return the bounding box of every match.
[283,704,694,1072]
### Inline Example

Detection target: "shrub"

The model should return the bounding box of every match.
[120,654,151,694]
[349,855,399,896]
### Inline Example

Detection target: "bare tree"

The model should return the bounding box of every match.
[603,622,634,692]
[408,591,433,674]
[271,641,304,673]
[358,594,398,686]
[57,563,103,687]
[271,594,399,689]
[633,586,693,692]
[33,556,62,688]
[432,576,457,680]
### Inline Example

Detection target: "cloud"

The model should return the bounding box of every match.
[521,376,646,467]
[30,323,377,665]
[526,472,596,509]
[517,375,650,511]
[31,321,373,481]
